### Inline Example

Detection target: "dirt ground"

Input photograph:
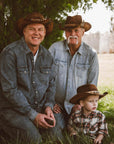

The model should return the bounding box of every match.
[98,54,114,87]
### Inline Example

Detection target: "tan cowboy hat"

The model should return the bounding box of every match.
[16,12,53,36]
[70,84,108,104]
[60,15,91,32]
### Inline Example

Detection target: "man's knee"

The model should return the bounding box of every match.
[52,113,66,139]
[54,113,66,129]
[0,112,42,143]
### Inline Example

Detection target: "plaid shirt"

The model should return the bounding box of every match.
[67,109,108,139]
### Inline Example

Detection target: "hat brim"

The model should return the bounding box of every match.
[60,22,91,32]
[70,92,108,104]
[16,18,53,36]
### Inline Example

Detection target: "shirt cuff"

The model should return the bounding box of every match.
[28,108,38,121]
[44,103,54,110]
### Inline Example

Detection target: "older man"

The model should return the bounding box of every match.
[0,12,62,143]
[49,15,99,126]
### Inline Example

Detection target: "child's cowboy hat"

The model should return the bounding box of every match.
[70,84,108,104]
[60,15,91,32]
[16,12,53,36]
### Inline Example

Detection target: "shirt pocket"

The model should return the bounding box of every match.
[76,64,90,77]
[55,59,67,74]
[39,66,51,85]
[17,66,30,85]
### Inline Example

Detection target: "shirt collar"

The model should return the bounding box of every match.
[34,49,39,64]
[81,108,97,117]
[77,42,84,55]
[64,40,84,55]
[21,37,31,54]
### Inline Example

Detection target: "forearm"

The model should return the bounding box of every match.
[0,51,34,117]
[43,64,56,109]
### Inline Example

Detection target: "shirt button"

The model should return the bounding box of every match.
[34,101,38,105]
[33,70,35,73]
[35,91,38,94]
[32,81,35,84]
[24,71,27,74]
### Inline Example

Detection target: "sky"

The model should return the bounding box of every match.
[68,0,114,34]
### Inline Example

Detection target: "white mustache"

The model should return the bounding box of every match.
[67,36,78,44]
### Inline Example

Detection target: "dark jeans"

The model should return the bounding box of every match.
[0,110,68,143]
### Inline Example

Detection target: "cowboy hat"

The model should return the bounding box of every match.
[16,12,53,36]
[70,84,108,104]
[60,15,91,32]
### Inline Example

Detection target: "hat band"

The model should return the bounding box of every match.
[85,91,100,95]
[64,22,85,29]
[80,21,85,28]
[30,18,46,22]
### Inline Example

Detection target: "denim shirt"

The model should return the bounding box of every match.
[0,37,56,121]
[49,40,99,114]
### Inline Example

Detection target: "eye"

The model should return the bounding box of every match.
[28,27,34,30]
[75,29,78,32]
[39,28,44,31]
[88,100,93,103]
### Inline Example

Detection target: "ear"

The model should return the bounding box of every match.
[80,100,84,107]
[23,27,26,35]
[82,29,85,36]
[81,28,85,36]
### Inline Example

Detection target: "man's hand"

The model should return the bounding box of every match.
[53,104,63,113]
[34,113,55,129]
[44,106,56,127]
[94,134,104,144]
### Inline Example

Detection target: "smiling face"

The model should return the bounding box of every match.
[23,23,46,54]
[80,95,99,115]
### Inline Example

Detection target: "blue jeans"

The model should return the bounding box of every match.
[0,110,66,143]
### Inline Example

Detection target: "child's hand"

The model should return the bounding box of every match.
[94,134,103,144]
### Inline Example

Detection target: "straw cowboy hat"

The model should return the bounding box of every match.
[16,12,53,36]
[60,15,91,32]
[70,84,108,104]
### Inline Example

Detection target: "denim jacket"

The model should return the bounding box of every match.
[0,38,56,121]
[49,40,99,114]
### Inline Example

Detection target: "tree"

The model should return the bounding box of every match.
[0,0,113,52]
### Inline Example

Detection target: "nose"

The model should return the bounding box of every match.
[70,30,76,36]
[34,30,39,35]
[93,101,97,106]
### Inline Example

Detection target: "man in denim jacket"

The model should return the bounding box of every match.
[49,15,99,128]
[0,12,62,143]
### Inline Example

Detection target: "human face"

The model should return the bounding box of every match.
[23,23,46,49]
[80,95,99,115]
[65,27,84,46]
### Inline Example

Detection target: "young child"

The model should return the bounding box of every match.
[68,84,108,144]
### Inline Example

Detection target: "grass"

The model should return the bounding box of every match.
[98,86,114,120]
[0,86,114,144]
